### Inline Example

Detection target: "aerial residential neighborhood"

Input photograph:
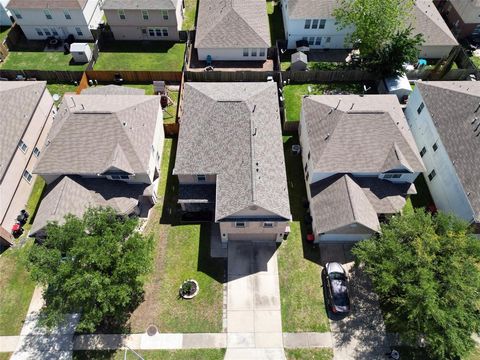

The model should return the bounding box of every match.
[0,1,479,360]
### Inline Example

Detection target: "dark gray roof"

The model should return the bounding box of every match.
[178,184,216,204]
[102,0,177,10]
[0,81,47,181]
[81,85,146,95]
[416,81,480,221]
[30,176,147,236]
[34,94,160,176]
[287,0,338,19]
[174,82,291,221]
[302,95,425,174]
[195,0,270,49]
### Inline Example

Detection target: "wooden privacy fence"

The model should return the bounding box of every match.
[0,69,84,82]
[184,71,278,82]
[85,70,182,83]
[76,72,89,94]
[405,68,478,80]
[283,121,299,133]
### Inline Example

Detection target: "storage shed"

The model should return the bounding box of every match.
[70,43,92,63]
[291,51,308,71]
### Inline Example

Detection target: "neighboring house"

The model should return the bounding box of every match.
[299,94,425,242]
[30,85,164,239]
[174,82,291,244]
[6,0,103,40]
[435,0,480,39]
[405,81,480,232]
[0,0,12,26]
[0,81,55,243]
[102,0,184,41]
[195,0,270,61]
[281,0,458,58]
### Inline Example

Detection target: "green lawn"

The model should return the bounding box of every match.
[267,0,285,46]
[0,353,12,360]
[0,25,10,43]
[470,56,480,69]
[73,349,226,360]
[94,42,185,71]
[0,239,36,335]
[128,139,223,333]
[277,136,330,333]
[182,0,198,30]
[390,346,480,360]
[286,348,334,360]
[1,50,87,71]
[46,83,78,105]
[283,83,364,121]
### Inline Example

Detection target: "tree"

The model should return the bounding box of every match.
[28,207,154,333]
[364,28,423,77]
[333,0,415,56]
[353,210,480,360]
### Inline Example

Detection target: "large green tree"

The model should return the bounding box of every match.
[353,210,480,360]
[28,207,154,332]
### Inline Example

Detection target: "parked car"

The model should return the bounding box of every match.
[324,262,351,314]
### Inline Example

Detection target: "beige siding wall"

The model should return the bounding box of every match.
[0,89,54,229]
[220,220,288,242]
[420,45,455,59]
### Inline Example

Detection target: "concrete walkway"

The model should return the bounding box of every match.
[225,241,285,360]
[11,287,80,360]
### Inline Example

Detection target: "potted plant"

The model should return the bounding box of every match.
[179,279,199,299]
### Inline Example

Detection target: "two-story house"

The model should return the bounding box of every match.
[405,81,480,233]
[195,0,270,61]
[7,0,103,40]
[281,0,458,59]
[30,85,164,239]
[174,82,291,244]
[435,0,480,39]
[102,0,184,41]
[0,81,55,246]
[299,94,425,242]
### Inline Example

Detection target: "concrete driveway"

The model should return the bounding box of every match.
[320,244,390,360]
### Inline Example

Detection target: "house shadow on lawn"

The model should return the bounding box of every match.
[99,40,180,53]
[197,223,226,284]
[160,138,179,226]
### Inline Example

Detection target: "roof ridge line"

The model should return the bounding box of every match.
[249,110,256,204]
[344,175,359,222]
[230,7,270,47]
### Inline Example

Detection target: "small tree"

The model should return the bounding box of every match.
[28,207,154,332]
[353,210,480,360]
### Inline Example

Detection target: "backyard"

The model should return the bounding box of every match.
[277,136,330,333]
[182,0,198,30]
[46,83,78,105]
[94,42,185,71]
[283,83,365,121]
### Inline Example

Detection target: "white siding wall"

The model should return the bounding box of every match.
[147,108,165,184]
[0,2,11,26]
[197,48,267,61]
[405,87,476,222]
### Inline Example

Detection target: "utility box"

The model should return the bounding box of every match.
[291,51,308,71]
[70,43,92,63]
[378,73,412,102]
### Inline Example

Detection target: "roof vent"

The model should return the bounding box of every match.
[123,122,127,127]
[324,133,330,140]
[475,103,480,113]
[252,104,256,113]
[472,117,477,124]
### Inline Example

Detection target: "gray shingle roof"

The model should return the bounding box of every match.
[30,176,147,236]
[174,82,291,221]
[7,0,88,9]
[195,0,270,49]
[81,85,146,95]
[102,0,177,10]
[0,81,47,182]
[34,94,161,177]
[287,0,338,19]
[302,94,425,174]
[415,81,480,221]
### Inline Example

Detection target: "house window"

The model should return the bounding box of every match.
[162,10,169,20]
[64,10,71,19]
[118,9,126,20]
[251,48,257,56]
[304,19,311,29]
[51,28,59,36]
[263,222,274,228]
[23,170,33,183]
[44,9,52,20]
[420,147,427,157]
[13,9,22,19]
[197,175,206,182]
[110,175,130,180]
[162,28,168,36]
[319,19,326,29]
[259,48,265,57]
[308,37,315,45]
[417,102,425,114]
[36,28,43,36]
[383,174,402,179]
[43,28,51,36]
[243,48,249,57]
[428,170,436,181]
[432,142,438,151]
[75,27,83,36]
[18,140,28,153]
[315,37,321,45]
[155,28,162,36]
[312,19,319,29]
[149,28,155,36]
[33,147,41,157]
[142,10,149,20]
[235,222,246,228]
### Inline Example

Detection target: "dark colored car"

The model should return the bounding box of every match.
[325,262,351,314]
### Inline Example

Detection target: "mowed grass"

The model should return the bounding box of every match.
[286,348,334,360]
[277,136,330,333]
[0,239,36,335]
[46,83,78,105]
[0,25,10,43]
[73,349,226,360]
[182,0,198,30]
[470,55,480,69]
[94,42,185,71]
[1,51,87,71]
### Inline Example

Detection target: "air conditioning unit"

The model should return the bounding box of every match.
[292,144,301,155]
